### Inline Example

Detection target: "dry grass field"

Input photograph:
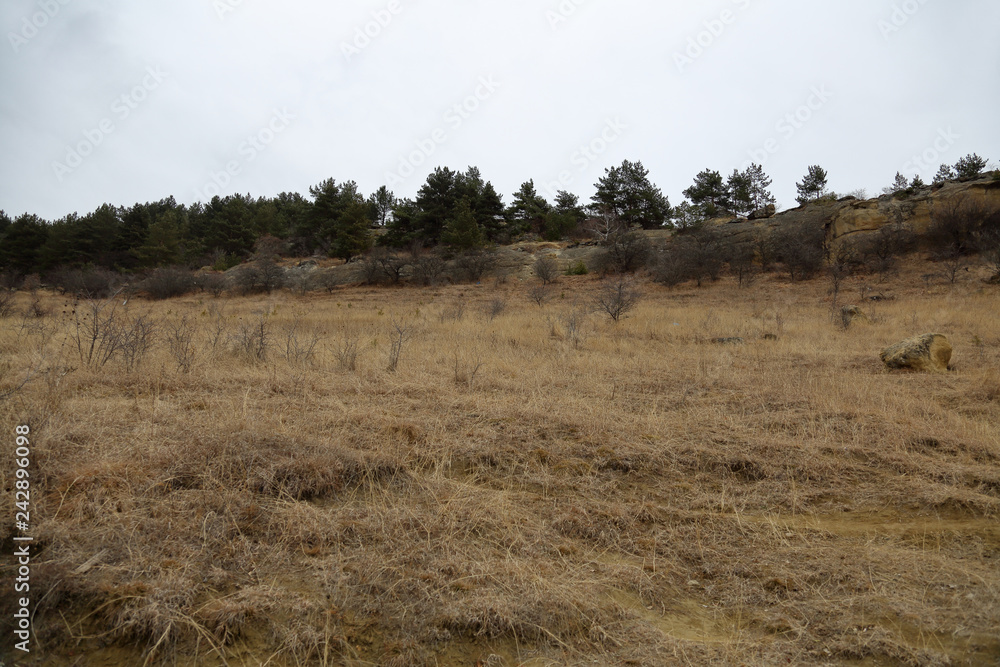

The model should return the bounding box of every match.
[1,262,999,666]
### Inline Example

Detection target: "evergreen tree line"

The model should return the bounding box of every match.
[1,154,993,280]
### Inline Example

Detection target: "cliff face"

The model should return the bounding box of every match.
[713,175,1000,245]
[829,177,1000,241]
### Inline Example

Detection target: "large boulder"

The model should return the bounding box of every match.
[880,334,952,373]
[748,204,776,220]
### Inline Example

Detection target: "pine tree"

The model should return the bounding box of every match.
[441,197,483,250]
[883,172,909,195]
[368,185,396,227]
[682,169,729,217]
[591,160,671,229]
[329,200,374,261]
[743,163,776,212]
[933,164,956,184]
[135,210,185,266]
[954,153,987,179]
[727,169,754,218]
[795,166,829,205]
[508,180,551,235]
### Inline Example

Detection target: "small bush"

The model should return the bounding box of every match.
[165,316,198,373]
[565,261,588,276]
[50,268,121,298]
[483,298,506,321]
[454,249,497,283]
[596,229,651,274]
[596,277,642,322]
[772,224,826,281]
[0,290,15,318]
[232,310,271,363]
[231,260,285,295]
[533,256,559,285]
[411,253,447,286]
[195,272,226,297]
[142,267,196,300]
[528,285,550,306]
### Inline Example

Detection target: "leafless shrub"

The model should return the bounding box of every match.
[454,249,497,283]
[411,253,447,286]
[483,298,507,321]
[206,302,230,351]
[773,224,826,280]
[978,228,1000,280]
[71,295,156,370]
[721,237,758,287]
[596,229,651,274]
[752,228,779,272]
[358,254,385,285]
[372,248,409,284]
[231,259,285,295]
[440,301,466,323]
[119,314,157,372]
[453,350,484,388]
[528,285,550,306]
[935,246,968,284]
[557,305,589,348]
[232,310,271,363]
[492,266,510,287]
[72,295,125,367]
[332,327,360,371]
[928,196,992,255]
[859,222,913,280]
[165,316,198,373]
[828,240,861,304]
[387,320,414,372]
[533,256,559,285]
[596,277,642,322]
[141,267,196,300]
[313,270,340,293]
[0,289,15,318]
[285,270,314,296]
[195,272,226,297]
[51,267,121,298]
[652,229,722,287]
[283,318,322,365]
[0,271,24,290]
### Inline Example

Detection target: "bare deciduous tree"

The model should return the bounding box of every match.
[596,277,642,322]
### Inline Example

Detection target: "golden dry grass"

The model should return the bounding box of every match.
[1,261,999,666]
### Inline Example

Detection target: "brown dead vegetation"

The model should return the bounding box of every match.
[1,257,998,666]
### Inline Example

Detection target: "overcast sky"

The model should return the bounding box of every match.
[2,0,998,221]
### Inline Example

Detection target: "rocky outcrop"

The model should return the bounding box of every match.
[748,204,776,220]
[880,333,952,373]
[830,177,1000,243]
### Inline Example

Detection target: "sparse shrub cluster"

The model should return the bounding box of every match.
[141,266,197,300]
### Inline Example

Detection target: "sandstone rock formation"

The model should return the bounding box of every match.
[880,333,952,373]
[748,204,776,220]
